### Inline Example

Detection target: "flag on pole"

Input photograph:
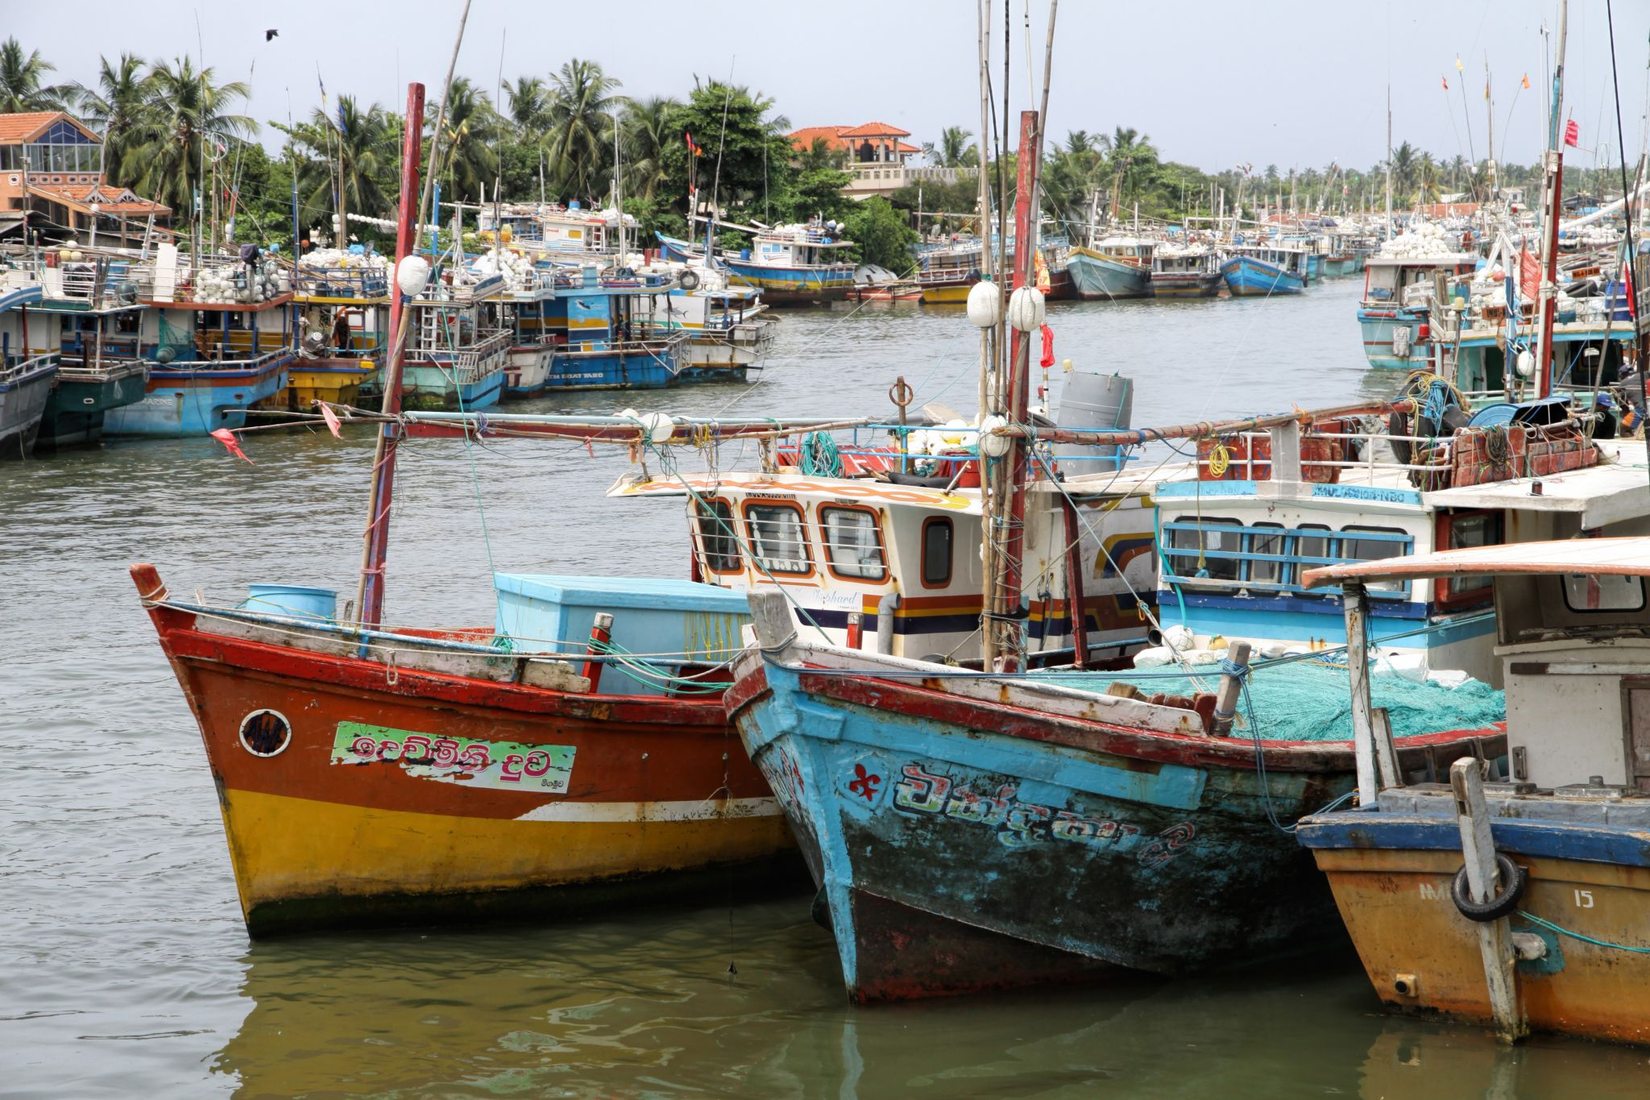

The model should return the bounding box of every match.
[1564,119,1580,147]
[1485,78,1491,101]
[1521,73,1531,89]
[1454,56,1464,73]
[684,131,703,157]
[1441,76,1449,91]
[210,428,254,463]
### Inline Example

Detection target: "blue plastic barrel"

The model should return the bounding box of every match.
[241,584,338,621]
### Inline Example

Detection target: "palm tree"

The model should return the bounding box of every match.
[504,76,550,135]
[430,76,501,203]
[1417,152,1440,204]
[0,38,67,112]
[282,96,397,236]
[545,59,624,201]
[1106,126,1158,218]
[126,57,254,226]
[930,125,973,168]
[620,95,679,202]
[1389,142,1418,201]
[72,54,153,188]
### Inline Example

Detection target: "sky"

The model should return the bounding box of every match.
[10,0,1650,177]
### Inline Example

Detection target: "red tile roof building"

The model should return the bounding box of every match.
[0,111,171,245]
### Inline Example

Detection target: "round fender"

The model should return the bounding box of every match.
[678,269,701,291]
[1451,854,1527,923]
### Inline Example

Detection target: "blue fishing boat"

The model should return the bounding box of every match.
[1297,536,1650,1046]
[1065,237,1153,300]
[540,266,686,390]
[1220,244,1310,296]
[0,281,60,456]
[104,248,293,437]
[721,223,856,305]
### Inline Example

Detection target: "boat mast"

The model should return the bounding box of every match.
[1533,0,1569,401]
[355,82,427,629]
[1385,85,1393,239]
[985,107,1043,672]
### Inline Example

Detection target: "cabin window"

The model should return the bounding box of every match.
[694,499,741,574]
[921,517,953,588]
[1342,525,1412,595]
[1297,524,1336,591]
[821,507,887,582]
[745,503,812,575]
[1562,574,1646,614]
[1439,512,1503,602]
[1247,523,1287,588]
[1165,516,1243,588]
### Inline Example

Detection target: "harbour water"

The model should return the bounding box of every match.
[6,278,1650,1096]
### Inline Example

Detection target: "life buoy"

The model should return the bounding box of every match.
[1392,325,1412,357]
[1451,855,1526,922]
[678,269,701,291]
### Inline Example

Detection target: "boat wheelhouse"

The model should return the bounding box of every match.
[475,201,637,266]
[103,244,293,437]
[916,245,985,305]
[1148,245,1223,299]
[722,222,857,305]
[632,281,774,382]
[401,273,511,410]
[1298,537,1650,1046]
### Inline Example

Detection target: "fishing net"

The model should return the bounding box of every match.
[1036,658,1505,742]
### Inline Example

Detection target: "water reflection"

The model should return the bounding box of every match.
[1358,1021,1650,1100]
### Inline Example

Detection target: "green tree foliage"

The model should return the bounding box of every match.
[278,96,398,235]
[544,59,623,201]
[69,53,149,187]
[659,80,794,226]
[843,197,917,271]
[126,57,254,225]
[621,96,681,202]
[429,76,501,204]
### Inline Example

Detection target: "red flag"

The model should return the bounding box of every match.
[1039,324,1055,369]
[1441,76,1449,91]
[1521,73,1531,90]
[1519,248,1541,301]
[318,401,342,438]
[1564,119,1580,147]
[210,428,254,463]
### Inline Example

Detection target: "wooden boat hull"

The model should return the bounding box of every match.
[285,359,378,410]
[1065,250,1150,300]
[0,354,60,456]
[37,362,148,448]
[1300,804,1650,1045]
[727,648,1502,1002]
[1222,256,1305,297]
[1149,272,1225,299]
[723,261,855,305]
[918,279,976,305]
[401,363,506,411]
[134,566,794,934]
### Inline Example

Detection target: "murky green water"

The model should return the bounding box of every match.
[6,280,1647,1096]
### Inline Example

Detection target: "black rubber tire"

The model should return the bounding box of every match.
[678,269,701,291]
[1451,854,1527,922]
[1388,409,1413,466]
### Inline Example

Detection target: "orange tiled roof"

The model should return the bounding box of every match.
[896,141,921,154]
[789,125,849,153]
[26,181,170,215]
[839,121,910,138]
[0,110,98,144]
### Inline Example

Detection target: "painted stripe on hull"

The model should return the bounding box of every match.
[104,360,288,436]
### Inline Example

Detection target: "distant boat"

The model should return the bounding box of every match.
[722,223,857,305]
[1357,250,1480,370]
[28,256,148,449]
[1066,237,1154,300]
[290,250,388,411]
[0,282,60,456]
[1221,244,1310,296]
[916,245,985,304]
[400,273,510,410]
[1148,245,1224,299]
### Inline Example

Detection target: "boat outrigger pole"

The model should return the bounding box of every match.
[355,82,426,630]
[1533,0,1569,401]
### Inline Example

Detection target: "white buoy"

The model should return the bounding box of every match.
[396,255,432,297]
[1007,286,1046,332]
[965,280,1001,329]
[978,414,1012,457]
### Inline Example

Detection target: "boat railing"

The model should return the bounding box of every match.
[560,330,689,361]
[296,264,388,300]
[413,329,513,383]
[150,346,293,373]
[1158,520,1416,601]
[0,349,60,383]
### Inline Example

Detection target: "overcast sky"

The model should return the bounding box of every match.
[12,1,1650,175]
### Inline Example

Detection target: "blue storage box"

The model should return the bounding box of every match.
[493,574,751,696]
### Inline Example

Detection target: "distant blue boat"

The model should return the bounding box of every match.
[1066,239,1153,300]
[1221,246,1309,296]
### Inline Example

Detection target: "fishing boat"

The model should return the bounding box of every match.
[632,277,775,382]
[1148,244,1224,298]
[917,246,985,305]
[539,266,687,390]
[1065,237,1153,300]
[1221,242,1310,296]
[132,83,798,936]
[25,255,148,448]
[1296,536,1650,1046]
[401,271,510,410]
[722,222,857,305]
[1357,232,1480,371]
[476,200,637,267]
[102,245,294,437]
[0,280,59,456]
[289,249,387,410]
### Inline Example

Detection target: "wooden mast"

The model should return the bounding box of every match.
[355,82,426,629]
[986,108,1043,671]
[1534,0,1569,401]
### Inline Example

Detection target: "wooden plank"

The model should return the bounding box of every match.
[1344,584,1378,806]
[1450,758,1527,1044]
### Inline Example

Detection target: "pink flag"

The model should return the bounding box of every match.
[210,428,254,463]
[319,402,342,438]
[1564,119,1580,147]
